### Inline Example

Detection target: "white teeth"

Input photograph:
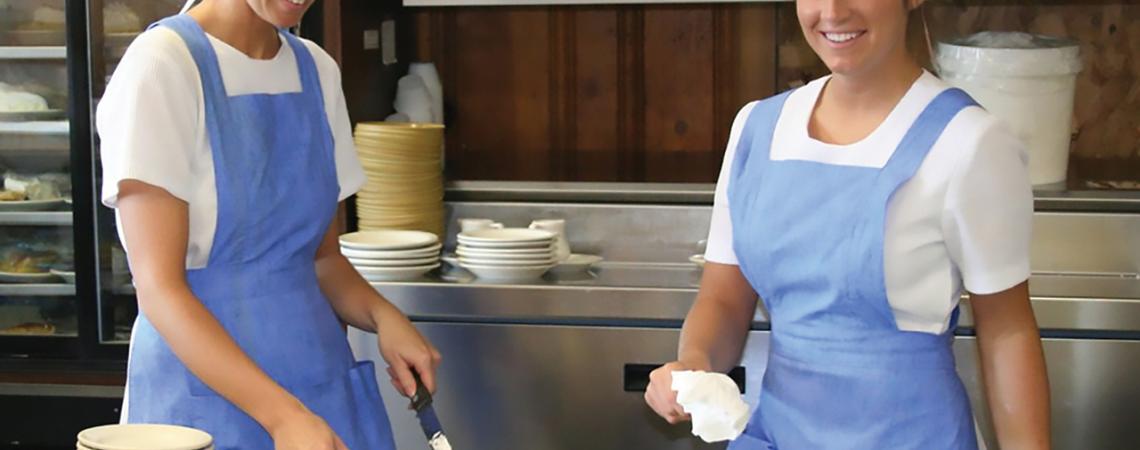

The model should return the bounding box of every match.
[288,0,304,4]
[824,32,861,43]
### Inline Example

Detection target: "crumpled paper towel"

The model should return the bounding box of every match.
[671,370,751,443]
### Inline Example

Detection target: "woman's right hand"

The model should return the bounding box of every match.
[645,361,693,424]
[269,407,348,450]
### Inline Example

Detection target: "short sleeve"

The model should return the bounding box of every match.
[97,28,199,208]
[942,117,1033,295]
[303,40,366,202]
[704,101,758,266]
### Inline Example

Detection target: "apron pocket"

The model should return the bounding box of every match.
[728,431,775,450]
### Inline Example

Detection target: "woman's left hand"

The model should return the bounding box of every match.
[374,306,442,398]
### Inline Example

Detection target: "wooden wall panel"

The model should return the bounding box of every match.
[412,4,777,183]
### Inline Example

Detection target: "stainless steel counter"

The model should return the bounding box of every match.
[350,186,1140,450]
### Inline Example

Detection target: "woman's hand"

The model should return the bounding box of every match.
[374,305,442,397]
[645,361,694,424]
[268,407,348,450]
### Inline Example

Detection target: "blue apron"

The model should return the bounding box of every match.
[121,15,395,450]
[726,88,980,449]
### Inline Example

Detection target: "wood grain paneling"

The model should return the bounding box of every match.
[411,4,777,183]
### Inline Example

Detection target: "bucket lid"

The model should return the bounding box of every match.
[935,31,1083,77]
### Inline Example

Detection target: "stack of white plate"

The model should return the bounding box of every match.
[353,122,446,238]
[340,230,442,282]
[77,424,213,450]
[456,228,558,281]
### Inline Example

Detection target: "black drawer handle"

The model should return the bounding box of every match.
[623,364,746,393]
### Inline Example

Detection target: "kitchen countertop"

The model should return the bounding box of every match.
[372,263,1140,334]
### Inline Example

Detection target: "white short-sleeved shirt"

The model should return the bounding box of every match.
[97,27,367,269]
[706,71,1033,335]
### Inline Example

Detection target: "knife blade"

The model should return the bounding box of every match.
[411,371,452,450]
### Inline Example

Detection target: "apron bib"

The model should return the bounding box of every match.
[726,88,980,450]
[121,15,395,450]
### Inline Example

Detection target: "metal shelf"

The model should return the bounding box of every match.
[0,211,72,226]
[0,284,75,296]
[0,46,66,60]
[0,121,69,135]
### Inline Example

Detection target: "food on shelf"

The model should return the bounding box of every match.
[105,2,142,34]
[27,5,66,31]
[0,322,56,335]
[0,86,50,113]
[0,247,60,274]
[0,190,26,201]
[2,171,70,201]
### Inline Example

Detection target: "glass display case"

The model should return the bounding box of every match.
[0,0,80,355]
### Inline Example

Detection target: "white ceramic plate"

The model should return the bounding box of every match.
[50,269,76,284]
[0,198,66,212]
[357,263,441,282]
[456,239,553,250]
[341,243,442,260]
[458,256,560,267]
[349,255,440,267]
[459,263,554,281]
[456,244,556,256]
[339,230,438,251]
[552,254,604,272]
[456,248,555,261]
[78,424,213,450]
[0,271,56,284]
[457,228,554,243]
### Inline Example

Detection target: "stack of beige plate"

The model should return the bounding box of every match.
[77,424,213,450]
[340,230,442,282]
[456,228,559,281]
[353,122,446,238]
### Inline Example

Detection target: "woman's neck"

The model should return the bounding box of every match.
[188,0,281,60]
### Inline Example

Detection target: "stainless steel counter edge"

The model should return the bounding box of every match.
[443,181,1140,212]
[372,281,1140,333]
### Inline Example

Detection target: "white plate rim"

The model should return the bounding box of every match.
[0,271,57,282]
[339,231,439,251]
[456,228,555,243]
[458,256,560,267]
[348,256,440,267]
[0,198,66,211]
[354,262,441,274]
[340,243,441,259]
[77,424,213,450]
[455,240,554,249]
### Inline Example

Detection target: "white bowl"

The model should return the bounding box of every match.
[341,243,442,259]
[458,256,559,266]
[356,262,441,282]
[339,230,438,251]
[457,228,554,243]
[349,255,440,267]
[78,424,213,450]
[459,263,554,281]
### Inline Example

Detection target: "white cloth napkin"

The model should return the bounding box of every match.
[671,370,751,443]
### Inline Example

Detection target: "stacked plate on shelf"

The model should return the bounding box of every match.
[340,230,442,282]
[456,228,558,281]
[352,122,446,238]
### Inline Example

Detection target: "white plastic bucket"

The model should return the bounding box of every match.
[935,32,1082,188]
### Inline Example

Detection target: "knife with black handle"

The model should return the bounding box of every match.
[411,371,452,450]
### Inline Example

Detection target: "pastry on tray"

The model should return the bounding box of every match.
[0,190,26,201]
[0,322,56,335]
[0,249,59,274]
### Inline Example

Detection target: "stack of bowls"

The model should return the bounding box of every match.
[340,230,442,282]
[353,122,446,238]
[77,424,213,450]
[456,228,558,281]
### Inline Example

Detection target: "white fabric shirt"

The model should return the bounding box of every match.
[97,27,367,269]
[706,71,1033,335]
